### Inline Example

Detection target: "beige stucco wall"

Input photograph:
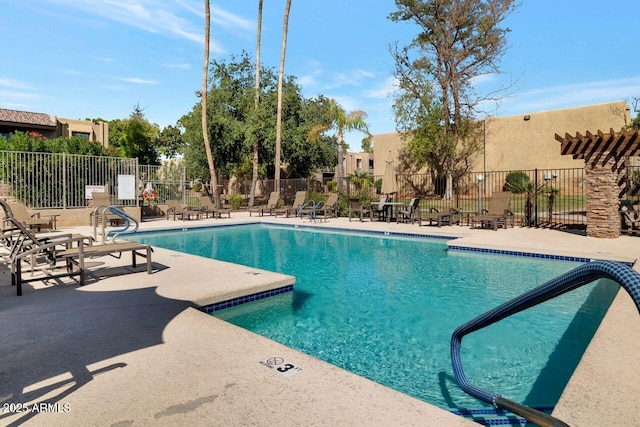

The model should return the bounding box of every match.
[371,132,406,176]
[481,100,630,172]
[344,152,374,176]
[57,118,109,147]
[373,100,631,175]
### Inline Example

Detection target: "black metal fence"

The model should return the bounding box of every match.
[4,148,640,228]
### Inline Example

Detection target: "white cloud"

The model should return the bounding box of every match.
[162,62,191,70]
[0,90,40,99]
[297,75,316,87]
[365,76,397,99]
[39,0,242,52]
[498,76,640,116]
[117,77,160,85]
[0,78,33,90]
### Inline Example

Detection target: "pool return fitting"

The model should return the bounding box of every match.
[451,260,640,427]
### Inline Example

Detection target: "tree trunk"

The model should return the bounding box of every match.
[274,0,292,193]
[202,0,220,208]
[248,0,263,207]
[336,130,344,191]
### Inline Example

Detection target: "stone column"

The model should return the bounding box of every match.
[584,151,624,238]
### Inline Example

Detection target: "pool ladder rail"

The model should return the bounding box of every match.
[450,260,640,427]
[91,205,139,243]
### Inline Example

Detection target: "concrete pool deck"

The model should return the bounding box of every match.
[1,213,639,426]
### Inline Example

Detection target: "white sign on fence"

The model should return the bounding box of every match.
[85,185,105,199]
[117,175,137,200]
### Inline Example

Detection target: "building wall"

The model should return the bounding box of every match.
[370,132,406,176]
[57,118,109,147]
[344,152,374,176]
[481,100,630,173]
[373,100,631,175]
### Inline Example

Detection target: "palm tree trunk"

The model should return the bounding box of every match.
[336,130,344,191]
[202,0,220,207]
[275,0,292,193]
[248,0,263,207]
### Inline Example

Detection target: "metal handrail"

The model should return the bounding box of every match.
[91,205,138,243]
[451,260,640,427]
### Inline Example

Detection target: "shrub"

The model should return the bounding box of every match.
[228,193,244,210]
[327,181,338,193]
[504,171,530,193]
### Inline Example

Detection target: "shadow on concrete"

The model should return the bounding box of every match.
[0,281,191,426]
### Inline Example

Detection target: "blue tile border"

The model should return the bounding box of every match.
[199,284,294,313]
[446,245,633,265]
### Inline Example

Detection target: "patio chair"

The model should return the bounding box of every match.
[274,191,306,218]
[198,196,232,219]
[418,207,460,227]
[249,191,280,217]
[397,198,421,224]
[470,191,514,230]
[8,201,54,231]
[165,199,201,220]
[371,197,390,221]
[348,199,370,222]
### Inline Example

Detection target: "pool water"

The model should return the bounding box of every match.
[130,224,618,413]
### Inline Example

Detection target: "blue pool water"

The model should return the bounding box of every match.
[129,224,617,414]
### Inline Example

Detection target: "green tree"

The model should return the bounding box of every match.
[390,0,519,196]
[179,52,337,182]
[108,104,160,164]
[307,98,369,191]
[155,125,184,159]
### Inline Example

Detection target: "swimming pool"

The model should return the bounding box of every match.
[129,224,617,417]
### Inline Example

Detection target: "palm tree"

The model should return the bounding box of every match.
[274,0,292,193]
[202,0,220,207]
[248,0,264,207]
[307,100,369,191]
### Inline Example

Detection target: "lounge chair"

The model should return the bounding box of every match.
[470,191,514,230]
[274,191,306,218]
[165,199,201,220]
[249,192,280,217]
[1,200,152,296]
[398,198,421,224]
[312,194,339,222]
[348,199,370,222]
[198,196,232,218]
[418,207,460,227]
[8,201,54,231]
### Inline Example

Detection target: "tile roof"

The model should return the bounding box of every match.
[0,108,57,127]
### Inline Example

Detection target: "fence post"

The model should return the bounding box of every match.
[534,168,538,227]
[62,153,67,209]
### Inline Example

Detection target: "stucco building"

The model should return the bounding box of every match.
[0,108,109,146]
[372,100,632,176]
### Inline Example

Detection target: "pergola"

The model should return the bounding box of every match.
[555,128,640,238]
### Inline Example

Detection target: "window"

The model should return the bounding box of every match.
[72,131,90,139]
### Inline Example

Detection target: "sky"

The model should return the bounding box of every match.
[1,0,640,150]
